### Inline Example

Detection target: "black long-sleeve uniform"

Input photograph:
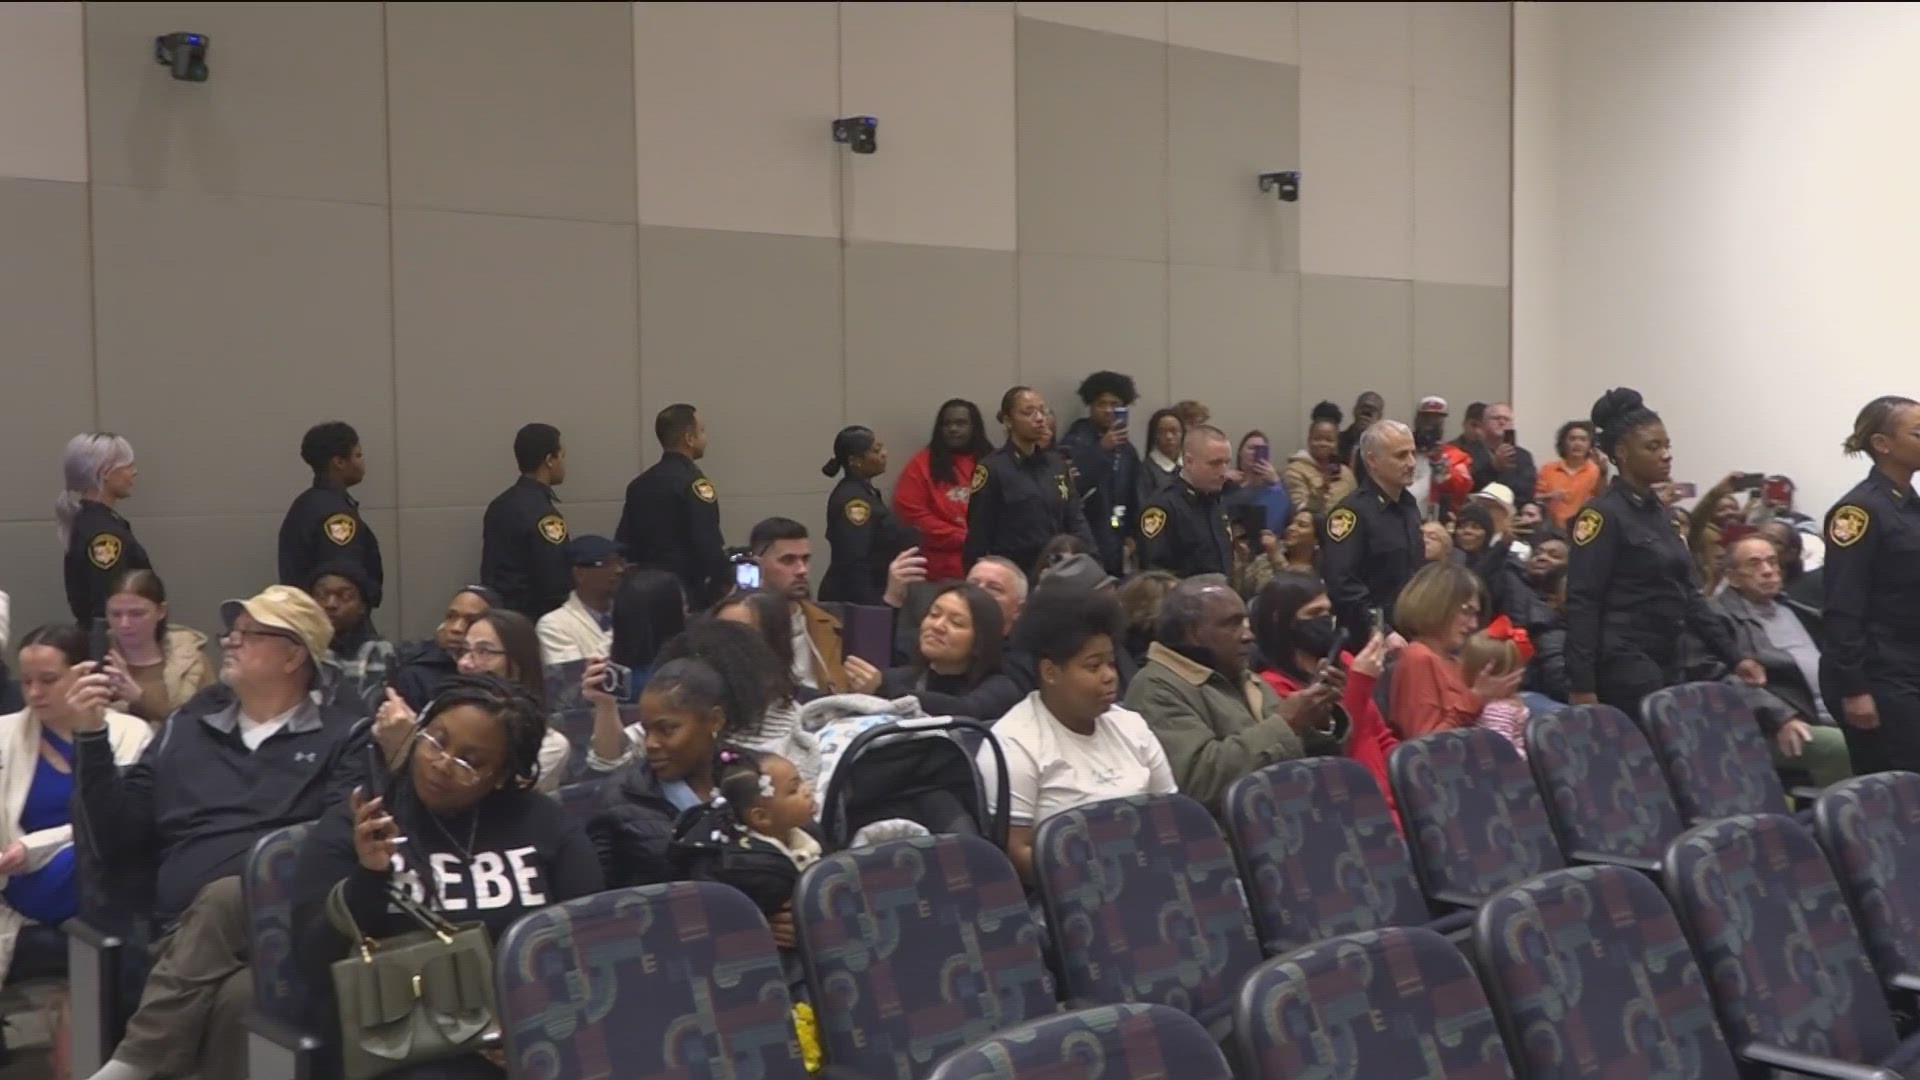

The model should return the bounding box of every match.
[963,442,1094,573]
[64,500,151,625]
[1138,483,1233,578]
[1321,476,1423,645]
[1820,468,1920,772]
[278,483,383,607]
[820,475,915,605]
[480,476,571,620]
[617,452,729,607]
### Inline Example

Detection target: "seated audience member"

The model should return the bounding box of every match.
[99,570,213,726]
[1764,519,1823,611]
[670,750,815,972]
[845,584,1021,720]
[603,568,688,685]
[449,610,571,791]
[1,628,151,1040]
[74,586,364,1080]
[893,398,994,585]
[1387,565,1524,739]
[1252,574,1399,817]
[990,589,1174,881]
[587,657,761,888]
[1117,571,1179,669]
[1229,513,1282,599]
[1282,402,1358,517]
[1453,503,1543,631]
[1422,521,1454,565]
[1037,533,1095,575]
[535,535,624,667]
[886,552,1027,662]
[752,518,849,694]
[1229,430,1293,531]
[1712,535,1851,787]
[1278,509,1321,575]
[390,585,496,711]
[1125,576,1346,809]
[1140,408,1186,502]
[1336,391,1385,463]
[1511,501,1545,546]
[1689,474,1755,587]
[481,422,572,621]
[1060,372,1144,574]
[587,613,796,774]
[1526,528,1570,597]
[1457,621,1533,757]
[309,563,393,718]
[1536,420,1605,528]
[291,677,602,1080]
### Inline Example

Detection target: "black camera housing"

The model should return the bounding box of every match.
[1258,171,1300,202]
[155,32,210,82]
[832,116,878,155]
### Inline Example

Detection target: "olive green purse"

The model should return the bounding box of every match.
[326,879,499,1080]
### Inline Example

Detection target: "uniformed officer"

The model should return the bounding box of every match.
[820,425,915,605]
[1821,395,1920,773]
[1322,420,1423,645]
[481,423,572,620]
[278,421,383,608]
[1139,425,1234,577]
[1564,389,1762,717]
[57,432,151,626]
[965,386,1095,575]
[618,403,730,607]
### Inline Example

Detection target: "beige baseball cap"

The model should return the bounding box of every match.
[221,585,334,661]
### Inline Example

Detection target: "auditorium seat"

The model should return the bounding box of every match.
[1032,794,1261,1041]
[1666,813,1920,1078]
[1234,926,1514,1079]
[1525,703,1683,873]
[795,834,1057,1079]
[1389,729,1564,914]
[495,881,808,1079]
[1474,865,1741,1079]
[240,822,320,1080]
[928,1002,1232,1080]
[1639,682,1809,824]
[1815,772,1920,1004]
[1223,758,1467,956]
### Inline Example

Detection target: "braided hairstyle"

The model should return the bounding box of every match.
[414,674,550,791]
[1589,388,1661,460]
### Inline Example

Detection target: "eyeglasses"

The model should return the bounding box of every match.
[225,627,299,649]
[412,730,484,786]
[449,643,506,661]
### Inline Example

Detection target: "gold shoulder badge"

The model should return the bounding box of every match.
[1056,473,1071,500]
[692,478,717,504]
[87,533,122,570]
[537,514,568,545]
[1327,508,1357,543]
[1573,508,1604,546]
[1830,505,1869,548]
[1140,507,1168,539]
[845,499,871,526]
[323,513,357,546]
[971,464,989,494]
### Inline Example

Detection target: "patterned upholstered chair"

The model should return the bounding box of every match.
[1474,865,1741,1079]
[1525,704,1684,873]
[1666,814,1920,1078]
[496,881,808,1080]
[796,834,1058,1079]
[1223,758,1467,957]
[1032,794,1262,1040]
[1235,926,1515,1079]
[241,822,320,1080]
[927,1002,1232,1080]
[1816,772,1920,1001]
[1638,682,1800,825]
[1389,729,1565,913]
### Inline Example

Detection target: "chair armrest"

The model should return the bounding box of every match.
[244,1012,322,1051]
[1742,1042,1899,1080]
[1790,786,1824,806]
[246,1012,320,1080]
[1428,890,1483,912]
[66,920,126,1078]
[1570,849,1662,875]
[66,919,123,952]
[1889,973,1920,995]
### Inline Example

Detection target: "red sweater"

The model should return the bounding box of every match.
[1261,657,1401,828]
[1387,641,1483,739]
[892,448,976,582]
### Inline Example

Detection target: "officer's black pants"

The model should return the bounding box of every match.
[1825,679,1920,776]
[1595,646,1683,722]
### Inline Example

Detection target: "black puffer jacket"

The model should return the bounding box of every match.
[389,640,459,712]
[670,805,817,919]
[584,761,688,889]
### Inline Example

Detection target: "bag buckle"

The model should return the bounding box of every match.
[412,974,423,1001]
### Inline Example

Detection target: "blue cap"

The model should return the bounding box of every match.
[566,535,620,567]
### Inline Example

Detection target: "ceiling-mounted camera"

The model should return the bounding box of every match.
[1258,171,1300,202]
[155,31,210,82]
[832,116,878,155]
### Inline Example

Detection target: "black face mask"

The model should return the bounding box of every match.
[1292,614,1337,657]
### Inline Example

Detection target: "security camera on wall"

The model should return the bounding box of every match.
[155,31,210,82]
[832,116,878,154]
[1259,171,1300,202]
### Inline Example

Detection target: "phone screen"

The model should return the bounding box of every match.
[88,622,114,664]
[1111,405,1129,431]
[734,561,760,590]
[1503,429,1517,447]
[1671,482,1699,499]
[1253,444,1271,465]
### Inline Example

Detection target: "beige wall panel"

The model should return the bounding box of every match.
[0,2,87,182]
[0,179,94,520]
[1016,2,1166,41]
[1169,46,1300,272]
[0,522,73,633]
[1300,74,1413,280]
[1414,89,1511,287]
[1414,1,1511,102]
[125,511,290,638]
[1169,267,1301,448]
[1167,2,1299,65]
[1299,1,1410,84]
[1299,275,1413,424]
[1413,283,1510,425]
[1017,253,1169,414]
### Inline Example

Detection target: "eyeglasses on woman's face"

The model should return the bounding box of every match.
[412,729,484,786]
[447,643,505,661]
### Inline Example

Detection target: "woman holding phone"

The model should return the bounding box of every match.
[1283,402,1358,517]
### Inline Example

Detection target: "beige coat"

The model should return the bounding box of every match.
[1281,452,1357,519]
[121,627,216,724]
[0,708,150,985]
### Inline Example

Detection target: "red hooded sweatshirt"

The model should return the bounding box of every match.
[892,447,976,582]
[1260,656,1402,829]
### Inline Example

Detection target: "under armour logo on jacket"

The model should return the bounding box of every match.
[294,751,318,763]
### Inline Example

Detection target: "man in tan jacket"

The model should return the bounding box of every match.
[751,518,849,694]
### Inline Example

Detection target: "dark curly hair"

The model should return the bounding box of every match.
[1011,587,1125,665]
[1554,419,1596,458]
[1309,401,1343,427]
[710,590,801,707]
[1076,371,1139,407]
[653,618,777,740]
[1590,388,1661,459]
[415,674,550,791]
[1251,572,1325,671]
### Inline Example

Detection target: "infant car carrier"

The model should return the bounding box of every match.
[818,716,1009,850]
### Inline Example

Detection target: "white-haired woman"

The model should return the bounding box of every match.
[57,433,149,627]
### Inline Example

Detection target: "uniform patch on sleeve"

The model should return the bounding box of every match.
[971,464,988,494]
[1829,505,1869,547]
[1140,507,1168,539]
[1327,508,1357,543]
[537,515,568,545]
[1055,473,1071,500]
[88,533,122,570]
[692,478,717,504]
[323,513,357,546]
[1573,508,1604,546]
[844,499,871,526]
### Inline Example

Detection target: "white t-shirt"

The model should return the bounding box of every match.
[986,692,1177,827]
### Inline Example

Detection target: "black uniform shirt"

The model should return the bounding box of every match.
[1138,484,1233,578]
[615,452,728,607]
[65,500,152,625]
[1321,476,1423,640]
[278,484,383,606]
[821,476,914,606]
[1821,468,1920,697]
[480,476,570,620]
[963,442,1094,571]
[1564,478,1739,694]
